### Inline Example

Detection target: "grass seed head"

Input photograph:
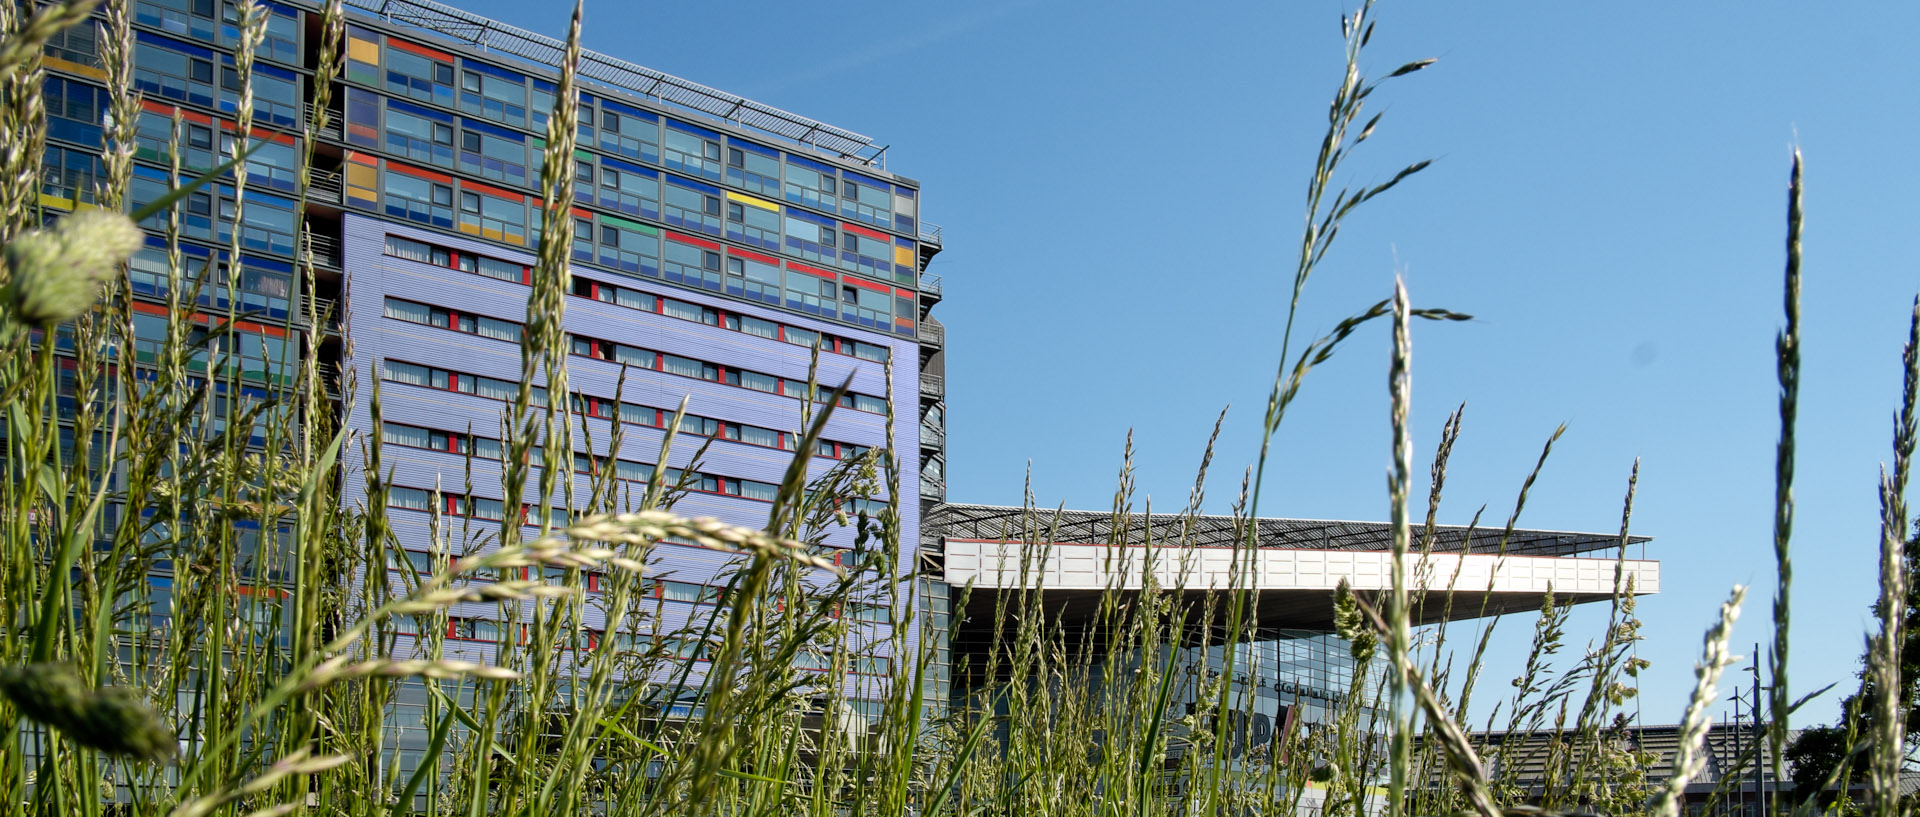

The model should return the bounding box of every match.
[3,211,144,326]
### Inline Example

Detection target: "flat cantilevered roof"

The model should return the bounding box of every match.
[927,502,1651,558]
[929,504,1657,685]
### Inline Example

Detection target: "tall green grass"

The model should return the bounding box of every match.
[0,1,1904,816]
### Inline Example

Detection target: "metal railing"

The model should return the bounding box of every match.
[917,321,944,348]
[919,372,944,399]
[302,229,342,269]
[308,170,343,204]
[918,222,943,246]
[919,474,947,499]
[920,423,945,450]
[305,102,342,141]
[920,274,942,300]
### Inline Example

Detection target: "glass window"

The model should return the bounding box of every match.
[460,67,528,128]
[660,354,714,381]
[663,126,721,180]
[475,255,522,283]
[841,176,893,228]
[663,182,722,236]
[725,144,781,197]
[383,360,432,387]
[383,298,434,325]
[458,124,528,186]
[596,164,660,220]
[738,480,777,502]
[384,173,455,229]
[661,242,721,291]
[598,106,659,164]
[725,201,782,252]
[458,188,528,246]
[783,159,837,212]
[593,219,659,276]
[384,105,455,167]
[737,315,779,341]
[388,486,432,511]
[475,315,520,342]
[386,48,455,105]
[382,423,431,449]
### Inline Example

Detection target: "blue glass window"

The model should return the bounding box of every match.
[383,100,455,167]
[725,255,781,305]
[459,62,528,128]
[458,120,527,187]
[662,241,721,291]
[663,179,722,236]
[383,172,454,229]
[595,158,659,219]
[663,122,722,181]
[385,47,455,106]
[725,200,781,251]
[782,209,837,266]
[44,76,105,147]
[726,141,781,197]
[597,100,659,164]
[841,171,892,228]
[783,156,837,212]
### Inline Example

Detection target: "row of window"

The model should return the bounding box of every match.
[386,474,886,529]
[133,30,301,128]
[378,355,873,459]
[382,421,780,505]
[384,552,887,623]
[378,360,887,460]
[566,330,884,413]
[392,613,893,674]
[378,298,886,414]
[376,298,887,415]
[134,0,302,66]
[337,30,920,237]
[347,148,919,322]
[130,101,304,193]
[385,233,892,363]
[129,303,294,385]
[131,165,298,257]
[129,239,297,320]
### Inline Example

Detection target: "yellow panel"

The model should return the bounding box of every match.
[894,247,914,267]
[457,223,480,236]
[725,191,778,211]
[44,57,107,80]
[347,37,380,64]
[346,163,377,185]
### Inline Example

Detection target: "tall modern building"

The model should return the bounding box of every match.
[39,0,944,746]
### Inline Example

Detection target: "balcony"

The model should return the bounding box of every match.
[918,221,943,247]
[308,170,343,205]
[302,229,342,270]
[920,423,945,450]
[919,473,947,499]
[920,274,942,301]
[919,372,944,400]
[305,102,342,142]
[917,321,944,349]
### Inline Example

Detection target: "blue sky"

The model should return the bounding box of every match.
[454,0,1920,727]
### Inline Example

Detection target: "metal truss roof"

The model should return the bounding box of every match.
[338,0,888,166]
[925,503,1650,558]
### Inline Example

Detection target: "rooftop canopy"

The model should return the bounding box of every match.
[926,502,1651,558]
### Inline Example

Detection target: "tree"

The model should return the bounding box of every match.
[1784,515,1920,804]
